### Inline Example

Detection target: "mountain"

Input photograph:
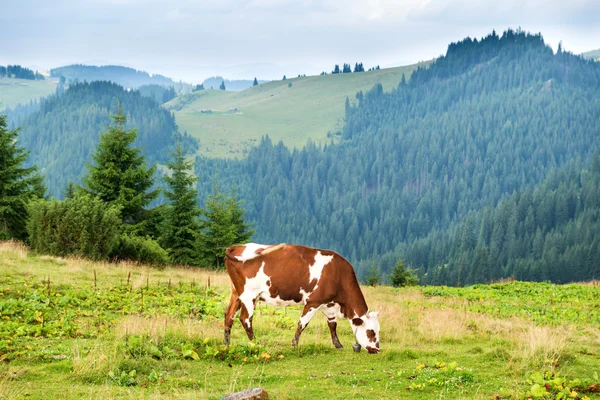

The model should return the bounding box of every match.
[201,76,267,91]
[15,81,197,197]
[166,62,428,158]
[50,65,174,89]
[192,29,600,284]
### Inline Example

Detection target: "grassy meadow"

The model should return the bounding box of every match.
[0,240,599,399]
[0,78,56,111]
[166,63,429,158]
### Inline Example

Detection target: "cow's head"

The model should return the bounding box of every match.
[351,311,380,354]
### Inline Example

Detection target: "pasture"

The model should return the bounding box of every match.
[166,63,429,159]
[0,78,56,111]
[0,241,599,399]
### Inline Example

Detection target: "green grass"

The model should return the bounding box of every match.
[1,241,599,399]
[166,63,429,158]
[0,78,56,110]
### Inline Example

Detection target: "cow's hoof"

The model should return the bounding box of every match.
[352,344,361,353]
[334,342,343,349]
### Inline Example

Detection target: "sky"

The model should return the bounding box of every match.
[1,0,599,83]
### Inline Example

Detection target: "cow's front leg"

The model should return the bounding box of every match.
[239,299,256,341]
[224,289,241,345]
[292,304,319,347]
[321,308,343,349]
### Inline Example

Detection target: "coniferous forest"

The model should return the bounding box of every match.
[2,29,599,285]
[193,30,600,283]
[11,81,197,198]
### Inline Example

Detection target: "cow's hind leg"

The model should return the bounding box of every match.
[292,303,319,347]
[321,308,343,349]
[239,298,257,341]
[224,289,241,345]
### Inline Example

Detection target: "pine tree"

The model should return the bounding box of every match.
[226,190,254,244]
[219,80,226,90]
[162,140,202,265]
[389,259,418,287]
[0,113,41,240]
[364,262,381,286]
[199,182,236,269]
[81,107,159,236]
[253,77,258,86]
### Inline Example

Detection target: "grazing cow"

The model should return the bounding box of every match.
[223,243,380,353]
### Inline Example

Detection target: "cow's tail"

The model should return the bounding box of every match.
[225,243,286,263]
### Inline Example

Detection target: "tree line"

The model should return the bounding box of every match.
[0,65,44,80]
[0,108,252,268]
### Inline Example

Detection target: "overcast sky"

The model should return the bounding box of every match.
[1,0,599,83]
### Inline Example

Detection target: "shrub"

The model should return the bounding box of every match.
[27,194,121,260]
[390,259,419,287]
[112,234,169,266]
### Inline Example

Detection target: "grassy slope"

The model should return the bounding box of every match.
[167,63,429,158]
[1,241,599,399]
[582,49,600,61]
[0,78,56,110]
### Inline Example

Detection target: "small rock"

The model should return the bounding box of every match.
[221,387,269,400]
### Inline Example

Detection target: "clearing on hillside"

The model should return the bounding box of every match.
[166,62,429,158]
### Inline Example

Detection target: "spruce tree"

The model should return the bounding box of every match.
[253,77,258,86]
[199,182,236,269]
[81,107,159,235]
[389,259,418,287]
[162,140,202,265]
[364,262,381,286]
[219,80,226,90]
[226,190,254,244]
[0,113,41,240]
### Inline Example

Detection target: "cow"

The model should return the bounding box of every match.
[223,243,381,354]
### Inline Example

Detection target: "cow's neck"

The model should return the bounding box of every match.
[338,274,369,319]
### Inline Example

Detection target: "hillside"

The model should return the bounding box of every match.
[202,76,268,91]
[1,242,598,399]
[192,29,600,282]
[582,49,600,61]
[166,62,428,158]
[50,65,174,89]
[14,81,196,197]
[0,78,56,110]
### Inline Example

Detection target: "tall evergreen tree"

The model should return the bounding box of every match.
[199,182,236,269]
[219,80,226,90]
[253,77,258,86]
[162,140,202,265]
[226,190,254,245]
[0,113,41,240]
[81,107,159,236]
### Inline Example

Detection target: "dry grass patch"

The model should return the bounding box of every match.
[115,315,222,342]
[71,341,120,379]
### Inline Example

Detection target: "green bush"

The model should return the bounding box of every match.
[390,259,419,287]
[27,194,121,260]
[112,234,169,266]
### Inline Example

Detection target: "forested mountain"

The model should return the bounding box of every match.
[15,81,197,197]
[202,76,266,91]
[193,29,600,283]
[414,157,600,285]
[50,65,173,88]
[582,49,600,61]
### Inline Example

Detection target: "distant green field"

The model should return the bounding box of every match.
[167,63,429,158]
[582,49,600,61]
[0,78,56,110]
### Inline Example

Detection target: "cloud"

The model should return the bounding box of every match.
[0,0,598,82]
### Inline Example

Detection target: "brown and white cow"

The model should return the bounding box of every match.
[223,243,380,353]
